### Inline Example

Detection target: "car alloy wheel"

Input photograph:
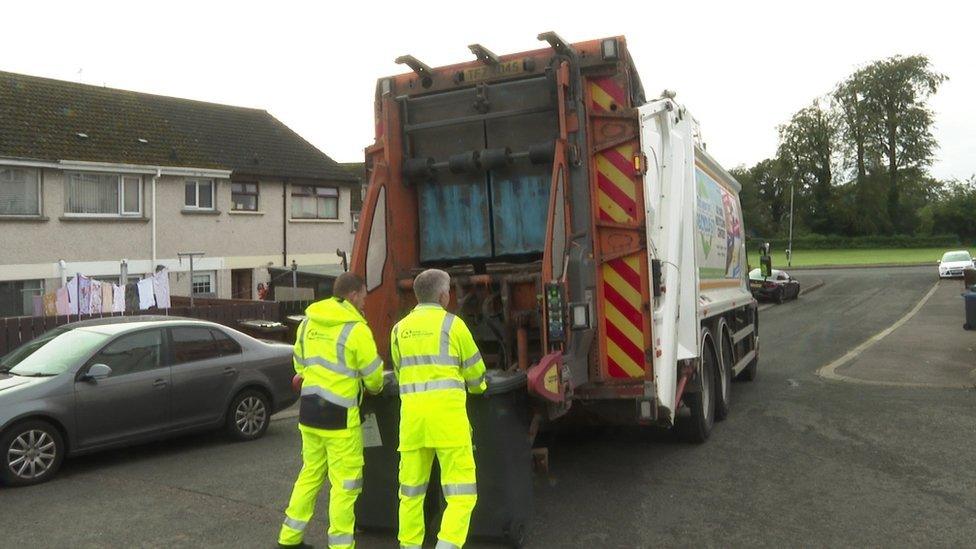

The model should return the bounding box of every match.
[7,429,57,481]
[235,395,268,436]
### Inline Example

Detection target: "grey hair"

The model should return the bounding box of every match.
[413,269,451,304]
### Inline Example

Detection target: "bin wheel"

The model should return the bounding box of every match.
[505,519,526,548]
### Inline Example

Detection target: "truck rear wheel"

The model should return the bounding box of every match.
[677,330,717,443]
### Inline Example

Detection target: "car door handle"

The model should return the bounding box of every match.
[222,367,237,376]
[153,378,168,389]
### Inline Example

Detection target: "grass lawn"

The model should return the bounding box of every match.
[745,247,970,268]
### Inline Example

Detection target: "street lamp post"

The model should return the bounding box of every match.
[787,181,795,268]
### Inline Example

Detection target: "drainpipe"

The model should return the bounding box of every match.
[282,179,288,266]
[58,259,67,287]
[152,168,160,270]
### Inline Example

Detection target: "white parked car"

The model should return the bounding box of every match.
[938,250,975,278]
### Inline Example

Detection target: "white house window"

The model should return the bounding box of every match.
[65,172,141,216]
[291,185,338,219]
[0,279,43,317]
[185,179,215,209]
[0,166,41,216]
[191,272,215,296]
[231,182,258,211]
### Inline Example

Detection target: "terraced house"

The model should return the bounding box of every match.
[0,71,359,317]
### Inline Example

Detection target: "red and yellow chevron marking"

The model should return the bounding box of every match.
[602,254,646,378]
[596,143,638,223]
[590,76,627,113]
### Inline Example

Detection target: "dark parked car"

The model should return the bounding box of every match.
[0,316,297,486]
[749,268,800,304]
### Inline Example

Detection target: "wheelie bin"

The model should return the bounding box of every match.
[963,291,976,330]
[355,373,441,534]
[453,369,533,548]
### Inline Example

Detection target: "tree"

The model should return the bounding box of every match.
[858,55,946,233]
[732,158,791,237]
[833,71,878,234]
[777,101,837,235]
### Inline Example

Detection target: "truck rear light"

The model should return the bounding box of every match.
[601,38,619,61]
[545,282,566,343]
[569,302,590,330]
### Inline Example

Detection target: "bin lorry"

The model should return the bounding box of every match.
[351,33,759,444]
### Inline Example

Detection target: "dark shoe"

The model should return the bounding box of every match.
[278,543,314,549]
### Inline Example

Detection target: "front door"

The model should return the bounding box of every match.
[231,269,253,300]
[74,328,170,449]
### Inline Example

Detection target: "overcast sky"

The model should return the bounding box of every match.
[4,0,972,180]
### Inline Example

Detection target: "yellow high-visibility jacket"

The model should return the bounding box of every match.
[294,297,384,436]
[391,303,487,450]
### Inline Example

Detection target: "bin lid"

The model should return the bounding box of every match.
[484,370,527,395]
[238,319,287,331]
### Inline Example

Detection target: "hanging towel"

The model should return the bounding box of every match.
[137,278,156,310]
[102,283,114,313]
[89,280,103,314]
[153,269,171,309]
[55,288,70,316]
[43,293,58,316]
[66,277,79,315]
[78,276,92,315]
[113,284,126,313]
[125,283,140,313]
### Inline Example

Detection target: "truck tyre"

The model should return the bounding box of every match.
[677,331,717,443]
[715,323,734,421]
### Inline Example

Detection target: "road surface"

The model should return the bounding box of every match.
[2,266,974,547]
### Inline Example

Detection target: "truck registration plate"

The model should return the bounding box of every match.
[463,59,523,82]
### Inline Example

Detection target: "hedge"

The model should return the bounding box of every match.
[745,234,963,250]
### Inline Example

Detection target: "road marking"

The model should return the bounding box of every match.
[815,282,969,389]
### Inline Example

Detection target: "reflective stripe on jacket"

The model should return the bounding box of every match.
[295,297,384,435]
[391,303,487,450]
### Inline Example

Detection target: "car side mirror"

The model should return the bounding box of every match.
[83,363,112,383]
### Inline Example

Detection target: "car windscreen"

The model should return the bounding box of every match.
[1,329,111,376]
[942,252,971,262]
[749,268,762,280]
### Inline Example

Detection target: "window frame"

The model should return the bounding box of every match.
[231,181,259,212]
[290,185,339,220]
[191,271,216,296]
[166,326,222,365]
[184,179,216,210]
[85,328,165,378]
[0,165,42,217]
[63,171,142,217]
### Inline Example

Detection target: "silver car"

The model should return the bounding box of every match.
[0,316,297,486]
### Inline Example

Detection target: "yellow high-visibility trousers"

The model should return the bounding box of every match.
[398,446,477,549]
[279,426,364,548]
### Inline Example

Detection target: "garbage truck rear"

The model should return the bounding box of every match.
[350,33,759,443]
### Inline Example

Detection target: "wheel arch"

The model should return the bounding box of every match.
[1,414,72,456]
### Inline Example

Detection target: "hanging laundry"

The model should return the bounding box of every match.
[43,293,57,316]
[78,276,92,315]
[153,269,171,309]
[32,295,43,317]
[137,278,156,310]
[65,277,79,315]
[89,280,103,314]
[113,284,126,313]
[125,282,139,313]
[55,288,70,316]
[102,283,114,313]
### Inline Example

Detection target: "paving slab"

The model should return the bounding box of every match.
[835,279,976,387]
